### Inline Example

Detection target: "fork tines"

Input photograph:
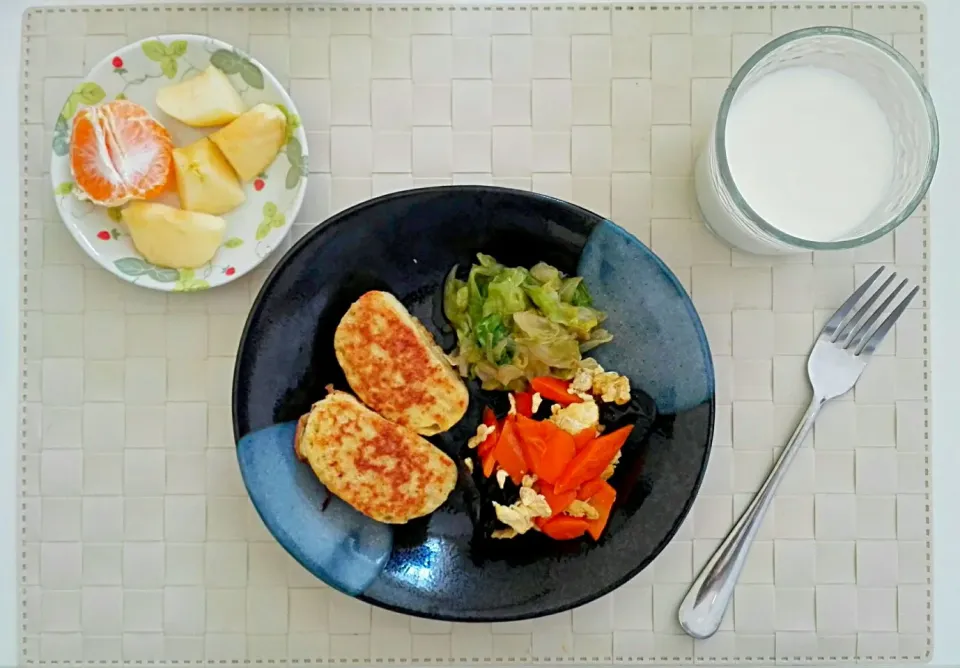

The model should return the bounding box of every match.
[823,266,919,356]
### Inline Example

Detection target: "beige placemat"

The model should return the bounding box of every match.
[19,3,931,665]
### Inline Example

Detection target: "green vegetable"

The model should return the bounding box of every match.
[580,328,614,353]
[443,267,468,329]
[530,262,562,288]
[485,267,529,316]
[569,279,594,307]
[475,314,508,351]
[443,254,611,390]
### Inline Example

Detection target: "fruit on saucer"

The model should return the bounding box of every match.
[172,137,246,215]
[70,99,174,207]
[209,103,287,181]
[63,48,296,278]
[122,201,226,269]
[155,64,247,127]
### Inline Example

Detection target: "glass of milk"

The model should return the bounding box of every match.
[694,27,938,254]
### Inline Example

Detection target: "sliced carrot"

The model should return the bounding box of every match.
[577,478,606,501]
[515,415,575,484]
[482,449,497,478]
[530,377,582,405]
[573,428,596,451]
[540,515,590,540]
[513,391,534,417]
[478,437,496,458]
[540,428,576,483]
[554,425,634,493]
[514,414,546,440]
[515,414,549,474]
[493,417,526,485]
[478,407,501,457]
[538,483,577,519]
[517,428,547,478]
[583,481,617,540]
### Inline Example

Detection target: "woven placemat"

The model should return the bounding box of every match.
[19,3,931,665]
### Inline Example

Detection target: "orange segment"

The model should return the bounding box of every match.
[70,112,121,205]
[101,101,174,201]
[70,100,174,207]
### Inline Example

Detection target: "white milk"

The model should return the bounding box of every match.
[698,65,895,247]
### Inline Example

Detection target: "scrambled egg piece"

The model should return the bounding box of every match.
[492,528,518,539]
[464,458,474,473]
[594,372,631,405]
[564,499,600,520]
[570,366,597,394]
[531,392,543,414]
[570,359,631,405]
[571,389,594,401]
[496,469,509,489]
[467,423,496,449]
[550,400,600,435]
[519,486,550,510]
[521,474,538,488]
[493,487,551,535]
[601,451,621,481]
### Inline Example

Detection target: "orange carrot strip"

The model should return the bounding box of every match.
[573,428,596,451]
[481,449,497,478]
[493,417,526,485]
[540,515,590,540]
[538,482,577,519]
[530,377,582,405]
[584,481,617,541]
[554,425,633,493]
[513,391,534,417]
[515,415,575,484]
[577,478,606,501]
[477,407,501,457]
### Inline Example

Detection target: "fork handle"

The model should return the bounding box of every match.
[678,395,825,639]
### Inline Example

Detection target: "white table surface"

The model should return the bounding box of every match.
[2,1,957,666]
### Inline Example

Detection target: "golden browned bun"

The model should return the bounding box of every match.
[295,391,457,524]
[334,290,469,436]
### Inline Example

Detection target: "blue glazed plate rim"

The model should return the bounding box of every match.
[232,185,716,621]
[592,217,716,399]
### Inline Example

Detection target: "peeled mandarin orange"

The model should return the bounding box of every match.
[70,100,174,207]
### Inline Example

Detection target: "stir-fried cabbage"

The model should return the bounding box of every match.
[443,254,613,390]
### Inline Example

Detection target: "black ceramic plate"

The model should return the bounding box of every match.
[233,186,715,621]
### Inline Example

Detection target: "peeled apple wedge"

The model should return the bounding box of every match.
[173,138,246,215]
[121,201,226,269]
[209,103,287,182]
[156,65,247,128]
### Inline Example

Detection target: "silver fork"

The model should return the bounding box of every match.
[678,266,919,639]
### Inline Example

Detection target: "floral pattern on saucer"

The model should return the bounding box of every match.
[49,34,309,292]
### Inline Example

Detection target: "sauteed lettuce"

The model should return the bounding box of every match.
[443,254,612,390]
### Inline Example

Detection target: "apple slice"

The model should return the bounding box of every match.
[121,201,226,269]
[209,103,287,182]
[173,138,246,215]
[156,65,247,128]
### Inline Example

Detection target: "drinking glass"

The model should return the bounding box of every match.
[694,26,938,254]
